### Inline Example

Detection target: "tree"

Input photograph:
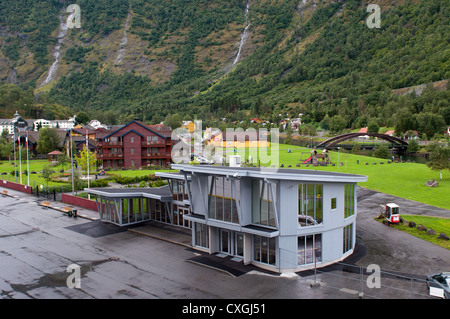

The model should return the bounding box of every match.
[367,120,379,134]
[57,153,69,171]
[77,144,97,177]
[329,115,347,134]
[40,166,55,187]
[164,113,182,129]
[37,128,61,155]
[407,139,419,153]
[373,145,390,159]
[427,143,450,181]
[0,130,13,159]
[75,111,90,125]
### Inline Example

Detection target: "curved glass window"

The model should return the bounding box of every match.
[298,184,323,227]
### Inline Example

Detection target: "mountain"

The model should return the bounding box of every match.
[0,0,448,136]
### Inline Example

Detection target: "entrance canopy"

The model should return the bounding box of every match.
[85,186,172,226]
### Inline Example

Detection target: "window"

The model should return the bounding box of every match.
[131,148,134,155]
[172,180,187,201]
[131,160,135,167]
[343,223,353,253]
[298,234,322,265]
[331,197,337,210]
[253,235,276,266]
[298,184,323,226]
[252,180,277,228]
[194,223,209,248]
[344,184,355,218]
[208,176,240,224]
[130,136,134,143]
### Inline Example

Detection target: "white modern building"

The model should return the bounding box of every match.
[169,165,367,273]
[86,165,367,273]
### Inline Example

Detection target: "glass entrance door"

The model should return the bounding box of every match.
[219,230,231,254]
[235,233,244,257]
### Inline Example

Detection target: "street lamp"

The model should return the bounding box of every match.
[337,147,340,170]
[11,111,28,183]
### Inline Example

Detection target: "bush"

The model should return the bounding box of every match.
[373,145,390,159]
[114,174,160,184]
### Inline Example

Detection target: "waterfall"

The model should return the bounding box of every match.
[232,0,251,65]
[297,0,308,24]
[41,12,70,86]
[115,3,131,65]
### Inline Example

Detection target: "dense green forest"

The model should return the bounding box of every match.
[0,0,448,138]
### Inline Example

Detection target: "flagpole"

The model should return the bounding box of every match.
[86,130,90,199]
[26,130,30,186]
[13,127,17,183]
[70,129,74,195]
[19,134,22,184]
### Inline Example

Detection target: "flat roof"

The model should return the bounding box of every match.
[172,164,368,183]
[84,185,172,201]
[155,172,191,180]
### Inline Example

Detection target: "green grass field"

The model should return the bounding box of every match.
[0,159,68,188]
[387,215,450,250]
[229,143,450,210]
[1,144,449,209]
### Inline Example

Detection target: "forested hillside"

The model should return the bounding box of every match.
[0,0,448,137]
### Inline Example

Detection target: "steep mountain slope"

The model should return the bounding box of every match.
[0,0,448,135]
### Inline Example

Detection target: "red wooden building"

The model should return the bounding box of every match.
[96,120,172,169]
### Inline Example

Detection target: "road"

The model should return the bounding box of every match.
[0,187,448,300]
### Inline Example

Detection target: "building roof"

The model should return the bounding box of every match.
[172,164,368,183]
[101,120,171,140]
[358,127,368,134]
[85,185,172,201]
[48,150,63,155]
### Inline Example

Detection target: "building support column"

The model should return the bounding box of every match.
[243,233,252,265]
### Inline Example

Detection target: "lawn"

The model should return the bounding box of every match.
[228,143,450,210]
[0,159,69,188]
[387,215,450,250]
[1,144,449,210]
[0,159,176,189]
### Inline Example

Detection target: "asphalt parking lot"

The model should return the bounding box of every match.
[0,187,448,300]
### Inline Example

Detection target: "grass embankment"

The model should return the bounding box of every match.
[386,215,450,250]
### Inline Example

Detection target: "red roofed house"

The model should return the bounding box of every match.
[358,127,368,134]
[96,120,172,169]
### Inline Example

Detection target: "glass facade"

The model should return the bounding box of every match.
[194,223,209,248]
[150,199,169,224]
[343,223,353,253]
[121,198,150,225]
[253,235,276,266]
[208,176,240,224]
[172,180,189,202]
[100,198,119,224]
[298,234,322,265]
[344,184,355,218]
[252,180,277,228]
[298,184,323,227]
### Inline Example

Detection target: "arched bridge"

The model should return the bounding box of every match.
[316,133,409,149]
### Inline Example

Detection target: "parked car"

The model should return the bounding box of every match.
[426,272,450,299]
[193,155,213,165]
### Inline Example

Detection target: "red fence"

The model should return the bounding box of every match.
[61,193,98,211]
[0,179,33,194]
